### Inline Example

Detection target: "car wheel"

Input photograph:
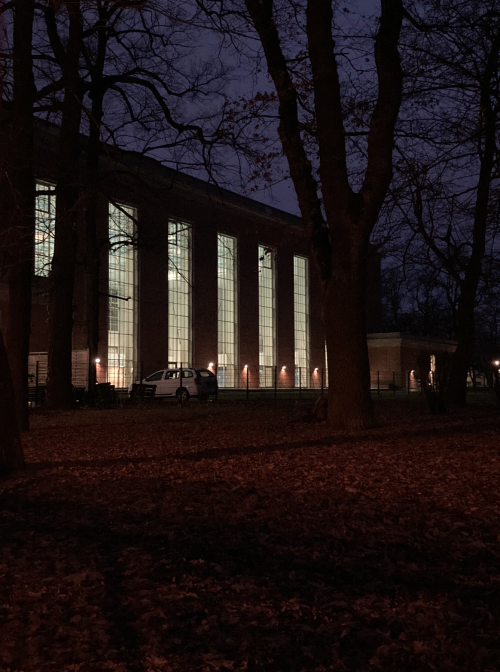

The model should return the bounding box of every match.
[176,387,190,402]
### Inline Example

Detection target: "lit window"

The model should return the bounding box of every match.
[168,220,192,367]
[325,341,329,387]
[430,353,436,387]
[217,234,238,387]
[258,245,276,387]
[294,256,309,387]
[108,203,137,388]
[108,295,119,332]
[34,181,56,276]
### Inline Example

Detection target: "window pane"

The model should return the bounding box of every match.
[34,182,56,276]
[294,256,309,387]
[258,245,276,387]
[168,220,192,366]
[108,203,137,388]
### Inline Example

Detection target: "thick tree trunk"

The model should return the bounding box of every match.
[447,287,476,405]
[445,35,499,404]
[84,188,101,401]
[84,82,105,403]
[46,2,83,410]
[4,0,36,431]
[325,236,375,429]
[46,186,80,409]
[245,0,402,430]
[0,329,25,474]
[7,260,33,430]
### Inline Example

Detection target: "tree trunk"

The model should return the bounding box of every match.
[0,329,25,474]
[4,0,36,431]
[447,287,476,405]
[244,0,402,430]
[325,236,374,429]
[84,184,101,402]
[46,1,83,410]
[7,260,34,430]
[46,185,80,409]
[84,79,105,404]
[445,34,499,404]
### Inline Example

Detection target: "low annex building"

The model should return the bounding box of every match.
[367,332,457,391]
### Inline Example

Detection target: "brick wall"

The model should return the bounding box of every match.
[0,127,383,386]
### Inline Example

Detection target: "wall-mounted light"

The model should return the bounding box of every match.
[314,367,318,372]
[95,358,100,364]
[281,366,286,370]
[244,364,248,368]
[495,360,500,367]
[209,362,214,367]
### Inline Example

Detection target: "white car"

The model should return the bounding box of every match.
[131,367,218,402]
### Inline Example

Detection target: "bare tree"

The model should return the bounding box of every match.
[385,0,500,404]
[2,0,232,409]
[74,1,231,401]
[0,0,36,432]
[43,0,85,409]
[199,0,404,429]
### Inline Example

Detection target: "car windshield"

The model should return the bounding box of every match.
[146,371,164,382]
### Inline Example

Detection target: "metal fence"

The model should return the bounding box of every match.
[370,369,413,394]
[28,350,89,406]
[28,353,494,408]
[213,365,327,394]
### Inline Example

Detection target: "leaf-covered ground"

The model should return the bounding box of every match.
[1,397,500,672]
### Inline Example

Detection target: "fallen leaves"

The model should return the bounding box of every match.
[0,398,499,671]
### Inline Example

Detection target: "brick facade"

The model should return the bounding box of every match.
[0,124,383,387]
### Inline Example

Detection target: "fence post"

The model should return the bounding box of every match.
[140,361,144,383]
[246,366,249,400]
[274,365,277,399]
[393,371,396,395]
[377,371,380,396]
[299,367,302,399]
[407,370,410,395]
[321,368,324,397]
